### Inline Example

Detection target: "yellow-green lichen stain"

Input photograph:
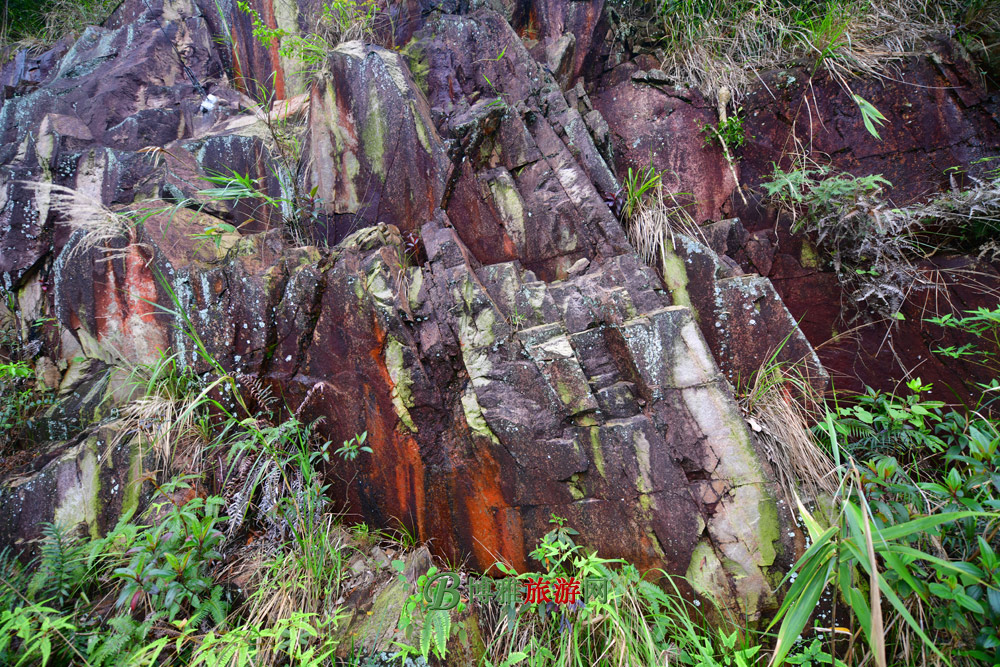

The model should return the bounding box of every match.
[362,80,388,180]
[52,439,100,539]
[588,426,606,478]
[384,336,417,433]
[461,387,499,444]
[660,244,693,309]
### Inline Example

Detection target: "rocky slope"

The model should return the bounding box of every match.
[1,0,998,620]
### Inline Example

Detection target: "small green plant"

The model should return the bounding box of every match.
[238,0,381,70]
[852,94,888,141]
[820,378,948,456]
[0,359,55,449]
[621,164,662,221]
[701,108,745,150]
[189,169,323,247]
[334,431,371,461]
[393,562,459,662]
[927,305,1000,375]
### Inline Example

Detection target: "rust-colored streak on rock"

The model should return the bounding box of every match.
[229,29,248,95]
[460,443,526,573]
[366,316,427,540]
[258,0,287,100]
[123,246,161,330]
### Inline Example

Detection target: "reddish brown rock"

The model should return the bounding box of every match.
[592,79,737,222]
[0,0,810,621]
[737,45,1000,209]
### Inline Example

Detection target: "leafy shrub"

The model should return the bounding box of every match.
[702,108,746,150]
[110,476,228,624]
[237,0,382,71]
[0,359,53,448]
[927,305,1000,378]
[775,380,1000,666]
[822,378,948,456]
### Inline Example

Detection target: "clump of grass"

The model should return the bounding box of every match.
[629,0,1000,102]
[1,0,119,50]
[762,157,1000,320]
[619,168,706,268]
[739,348,838,502]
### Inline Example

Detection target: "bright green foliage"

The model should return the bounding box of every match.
[852,94,887,140]
[28,523,89,609]
[110,476,228,623]
[702,109,746,151]
[195,168,323,246]
[821,378,947,456]
[927,306,1000,375]
[394,564,461,662]
[622,165,662,220]
[237,0,381,69]
[0,602,80,666]
[761,165,891,235]
[774,387,1000,666]
[0,359,55,449]
[335,430,372,461]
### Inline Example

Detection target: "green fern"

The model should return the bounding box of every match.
[87,614,156,666]
[189,586,228,630]
[29,523,88,608]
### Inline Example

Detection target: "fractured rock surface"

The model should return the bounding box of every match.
[0,0,846,618]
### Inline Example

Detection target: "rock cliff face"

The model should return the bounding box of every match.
[1,0,997,619]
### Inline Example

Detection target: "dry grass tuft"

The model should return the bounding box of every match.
[2,0,120,50]
[625,0,999,102]
[109,352,213,475]
[623,184,706,271]
[22,182,136,259]
[740,361,838,501]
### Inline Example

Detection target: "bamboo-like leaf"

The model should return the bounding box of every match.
[769,539,836,628]
[847,584,872,641]
[792,491,830,542]
[884,545,987,584]
[770,558,834,666]
[840,539,950,664]
[873,511,988,542]
[861,499,887,667]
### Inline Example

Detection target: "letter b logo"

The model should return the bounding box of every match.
[423,572,461,610]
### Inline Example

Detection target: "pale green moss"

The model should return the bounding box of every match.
[588,427,606,478]
[755,495,780,568]
[661,248,692,309]
[685,540,724,601]
[121,436,144,520]
[53,439,100,538]
[461,387,499,443]
[410,101,433,156]
[632,428,653,494]
[488,177,526,251]
[567,473,585,500]
[401,42,430,97]
[384,336,417,433]
[406,268,424,312]
[363,83,388,180]
[800,240,821,269]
